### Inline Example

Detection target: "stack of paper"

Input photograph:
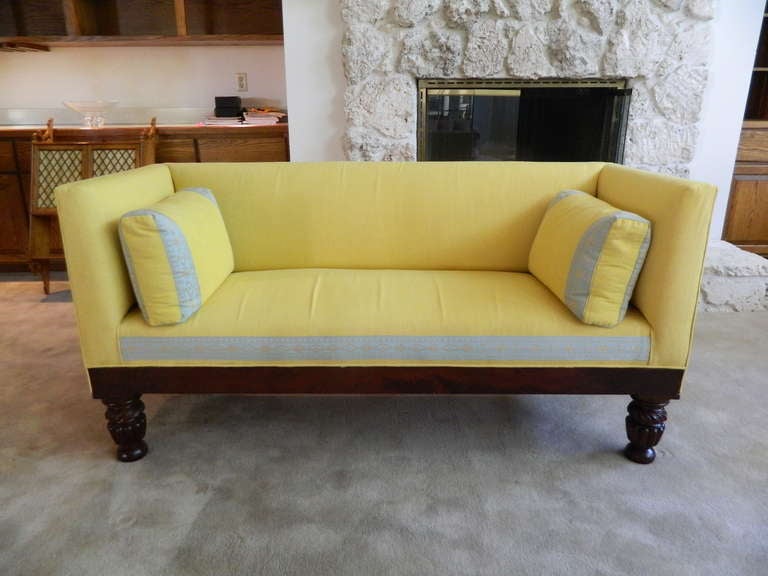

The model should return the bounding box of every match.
[203,116,242,126]
[243,113,279,126]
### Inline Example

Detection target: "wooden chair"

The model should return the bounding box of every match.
[29,119,157,294]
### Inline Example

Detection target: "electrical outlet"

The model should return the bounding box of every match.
[235,72,248,92]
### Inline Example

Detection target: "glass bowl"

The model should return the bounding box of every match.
[63,100,118,128]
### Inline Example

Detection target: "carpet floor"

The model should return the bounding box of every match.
[1,279,767,576]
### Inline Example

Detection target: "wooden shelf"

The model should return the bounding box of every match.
[726,3,768,253]
[726,124,768,256]
[0,0,282,47]
[0,34,283,47]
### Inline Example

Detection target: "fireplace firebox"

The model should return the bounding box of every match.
[418,79,632,163]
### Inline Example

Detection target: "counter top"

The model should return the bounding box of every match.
[0,123,288,135]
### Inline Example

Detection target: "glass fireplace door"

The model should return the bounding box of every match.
[418,79,631,163]
[424,89,520,161]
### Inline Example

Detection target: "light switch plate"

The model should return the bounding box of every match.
[235,72,248,92]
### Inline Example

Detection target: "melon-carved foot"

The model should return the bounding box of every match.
[624,395,670,464]
[102,395,148,462]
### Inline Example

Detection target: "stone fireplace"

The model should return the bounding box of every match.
[341,0,714,176]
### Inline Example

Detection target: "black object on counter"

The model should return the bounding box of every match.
[214,96,243,118]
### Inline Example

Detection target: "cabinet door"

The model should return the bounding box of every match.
[0,141,15,172]
[724,176,768,252]
[0,174,29,257]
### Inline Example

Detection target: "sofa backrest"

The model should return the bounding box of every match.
[167,161,605,272]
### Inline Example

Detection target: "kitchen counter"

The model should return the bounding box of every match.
[0,123,288,135]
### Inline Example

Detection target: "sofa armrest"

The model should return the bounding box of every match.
[55,164,175,369]
[597,164,716,368]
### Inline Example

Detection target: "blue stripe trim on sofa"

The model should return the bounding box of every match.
[120,334,651,363]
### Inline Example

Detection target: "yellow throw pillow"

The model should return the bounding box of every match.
[119,187,233,326]
[529,190,651,328]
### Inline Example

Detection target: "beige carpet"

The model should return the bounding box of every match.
[1,279,767,576]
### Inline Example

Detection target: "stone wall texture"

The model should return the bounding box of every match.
[699,241,768,312]
[341,0,714,172]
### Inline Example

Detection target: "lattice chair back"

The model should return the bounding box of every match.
[30,144,89,215]
[30,138,155,216]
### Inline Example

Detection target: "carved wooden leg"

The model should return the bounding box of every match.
[624,395,670,464]
[40,261,50,295]
[102,396,148,462]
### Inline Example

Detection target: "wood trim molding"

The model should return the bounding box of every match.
[89,366,685,399]
[0,35,284,47]
[174,0,188,36]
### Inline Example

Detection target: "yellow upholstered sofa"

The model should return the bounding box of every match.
[55,161,716,464]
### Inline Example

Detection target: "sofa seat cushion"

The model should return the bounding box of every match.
[118,269,652,367]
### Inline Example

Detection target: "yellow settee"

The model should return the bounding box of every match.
[55,161,716,464]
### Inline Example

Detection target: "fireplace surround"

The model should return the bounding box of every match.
[341,0,714,176]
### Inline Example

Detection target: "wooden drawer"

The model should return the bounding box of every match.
[733,162,768,176]
[156,138,197,163]
[736,128,768,162]
[197,136,287,162]
[156,134,289,163]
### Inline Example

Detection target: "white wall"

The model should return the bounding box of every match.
[0,45,286,115]
[689,0,765,240]
[281,0,346,161]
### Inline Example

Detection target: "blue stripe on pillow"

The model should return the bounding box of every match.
[564,211,651,322]
[546,189,584,210]
[181,187,218,207]
[151,212,201,321]
[564,215,616,320]
[121,209,202,323]
[617,225,652,320]
[118,223,150,323]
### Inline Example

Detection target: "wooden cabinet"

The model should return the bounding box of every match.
[725,178,768,253]
[0,138,29,266]
[725,123,768,256]
[744,1,768,120]
[0,0,282,47]
[28,136,157,292]
[155,125,289,163]
[0,123,289,272]
[725,4,768,256]
[0,173,27,261]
